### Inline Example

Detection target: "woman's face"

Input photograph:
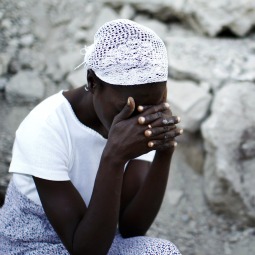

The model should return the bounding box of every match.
[92,81,167,134]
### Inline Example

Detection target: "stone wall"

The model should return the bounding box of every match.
[0,0,255,251]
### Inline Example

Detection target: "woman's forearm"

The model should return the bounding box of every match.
[72,151,125,255]
[119,149,173,238]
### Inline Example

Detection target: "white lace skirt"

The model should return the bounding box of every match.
[0,180,181,255]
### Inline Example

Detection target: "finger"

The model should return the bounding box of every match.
[159,129,183,140]
[162,116,181,125]
[147,140,177,149]
[138,111,163,125]
[144,125,176,137]
[150,115,181,127]
[137,102,170,115]
[138,113,180,126]
[113,97,135,124]
[156,140,178,151]
[144,127,183,138]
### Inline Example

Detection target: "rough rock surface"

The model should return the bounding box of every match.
[202,83,255,222]
[1,0,255,254]
[67,69,86,89]
[87,6,119,43]
[6,71,45,103]
[100,0,255,36]
[166,36,255,91]
[0,54,11,75]
[134,16,169,41]
[167,79,212,132]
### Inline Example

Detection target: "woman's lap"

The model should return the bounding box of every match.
[108,232,181,255]
[1,180,181,255]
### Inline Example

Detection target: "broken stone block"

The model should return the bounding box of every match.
[6,71,45,103]
[167,79,212,132]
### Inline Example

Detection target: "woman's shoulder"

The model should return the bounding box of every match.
[15,91,67,132]
[29,91,66,121]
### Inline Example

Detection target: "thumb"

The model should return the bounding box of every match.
[113,97,135,123]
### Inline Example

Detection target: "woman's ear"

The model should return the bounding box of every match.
[87,69,98,93]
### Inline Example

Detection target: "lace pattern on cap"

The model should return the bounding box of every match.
[83,19,168,85]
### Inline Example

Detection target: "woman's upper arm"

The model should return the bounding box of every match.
[33,177,87,253]
[120,160,151,214]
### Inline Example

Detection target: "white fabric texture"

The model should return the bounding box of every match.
[9,91,155,206]
[83,19,168,85]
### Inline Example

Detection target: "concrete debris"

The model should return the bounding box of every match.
[67,69,86,89]
[202,83,255,222]
[6,71,45,103]
[167,79,212,132]
[1,0,255,254]
[100,0,255,36]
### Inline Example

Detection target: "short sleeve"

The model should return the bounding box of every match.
[9,115,71,181]
[134,150,155,162]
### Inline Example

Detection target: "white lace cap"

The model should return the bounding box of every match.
[83,19,168,85]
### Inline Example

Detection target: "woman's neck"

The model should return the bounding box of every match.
[63,87,108,138]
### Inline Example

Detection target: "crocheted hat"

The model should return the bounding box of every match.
[83,19,168,85]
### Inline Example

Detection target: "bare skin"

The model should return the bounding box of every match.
[33,69,182,255]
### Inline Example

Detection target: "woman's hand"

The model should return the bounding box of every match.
[118,102,183,237]
[105,97,151,163]
[104,97,182,164]
[137,102,183,151]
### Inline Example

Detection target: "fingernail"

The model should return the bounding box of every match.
[164,102,170,108]
[179,129,184,134]
[137,106,144,112]
[127,97,131,106]
[148,141,154,148]
[145,130,152,137]
[138,117,145,124]
[174,142,178,147]
[177,116,181,123]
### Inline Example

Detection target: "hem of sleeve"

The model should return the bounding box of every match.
[134,150,155,162]
[9,162,70,181]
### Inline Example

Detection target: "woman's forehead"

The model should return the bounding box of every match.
[110,83,166,105]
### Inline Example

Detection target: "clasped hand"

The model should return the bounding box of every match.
[106,97,183,162]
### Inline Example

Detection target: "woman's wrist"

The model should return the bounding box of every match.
[102,146,127,169]
[155,147,174,158]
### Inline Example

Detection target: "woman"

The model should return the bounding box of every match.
[0,19,182,254]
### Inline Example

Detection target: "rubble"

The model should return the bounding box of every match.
[1,0,255,254]
[6,71,45,103]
